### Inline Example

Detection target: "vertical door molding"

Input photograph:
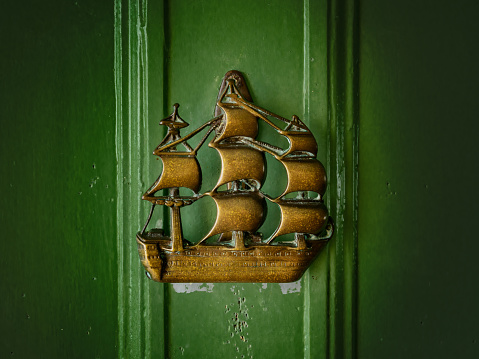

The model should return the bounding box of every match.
[115,0,167,357]
[327,0,359,357]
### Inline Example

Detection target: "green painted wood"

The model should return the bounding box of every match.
[358,0,479,358]
[327,0,359,358]
[157,2,312,358]
[5,1,479,358]
[116,0,168,357]
[1,0,359,358]
[0,1,118,357]
[117,0,358,358]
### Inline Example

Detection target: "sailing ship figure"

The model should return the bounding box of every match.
[137,70,334,283]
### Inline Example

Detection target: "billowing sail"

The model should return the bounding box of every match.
[211,144,265,191]
[275,158,327,200]
[142,155,201,201]
[214,103,259,142]
[270,200,329,240]
[281,131,318,158]
[202,191,266,241]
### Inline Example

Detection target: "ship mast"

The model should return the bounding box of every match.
[206,75,329,248]
[197,73,267,250]
[141,104,212,252]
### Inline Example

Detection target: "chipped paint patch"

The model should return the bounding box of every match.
[258,283,268,292]
[257,283,268,292]
[225,287,253,359]
[172,283,214,293]
[279,279,302,294]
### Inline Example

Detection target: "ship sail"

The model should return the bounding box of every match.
[200,191,266,242]
[142,155,202,202]
[214,103,259,142]
[280,131,318,158]
[268,200,329,241]
[213,79,259,143]
[275,158,327,200]
[195,77,267,247]
[267,156,328,242]
[211,144,265,191]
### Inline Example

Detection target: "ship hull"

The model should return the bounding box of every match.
[136,232,329,283]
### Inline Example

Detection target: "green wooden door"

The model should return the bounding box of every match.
[116,1,357,358]
[2,0,358,358]
[5,0,479,358]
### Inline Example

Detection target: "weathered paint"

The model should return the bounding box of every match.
[0,0,358,357]
[172,282,302,295]
[172,283,215,294]
[279,281,303,294]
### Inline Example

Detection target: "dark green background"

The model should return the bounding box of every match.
[1,0,478,358]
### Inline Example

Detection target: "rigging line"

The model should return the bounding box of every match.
[237,137,284,158]
[235,96,309,132]
[232,97,284,131]
[141,204,156,235]
[153,115,223,154]
[193,120,220,153]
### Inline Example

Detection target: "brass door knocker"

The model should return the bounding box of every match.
[137,70,333,283]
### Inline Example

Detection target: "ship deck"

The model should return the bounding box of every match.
[136,234,328,283]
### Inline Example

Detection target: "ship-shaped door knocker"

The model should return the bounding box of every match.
[137,70,334,283]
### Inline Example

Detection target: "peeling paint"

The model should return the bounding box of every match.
[89,176,100,188]
[172,283,214,293]
[279,279,302,294]
[225,287,253,359]
[258,283,268,292]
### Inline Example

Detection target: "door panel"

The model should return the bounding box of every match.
[166,3,315,358]
[116,0,357,358]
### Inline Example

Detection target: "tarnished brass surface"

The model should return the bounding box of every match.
[137,233,330,283]
[137,70,333,283]
[277,159,327,199]
[201,191,266,241]
[143,156,202,199]
[211,145,265,191]
[214,105,259,142]
[280,130,318,158]
[269,200,329,240]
